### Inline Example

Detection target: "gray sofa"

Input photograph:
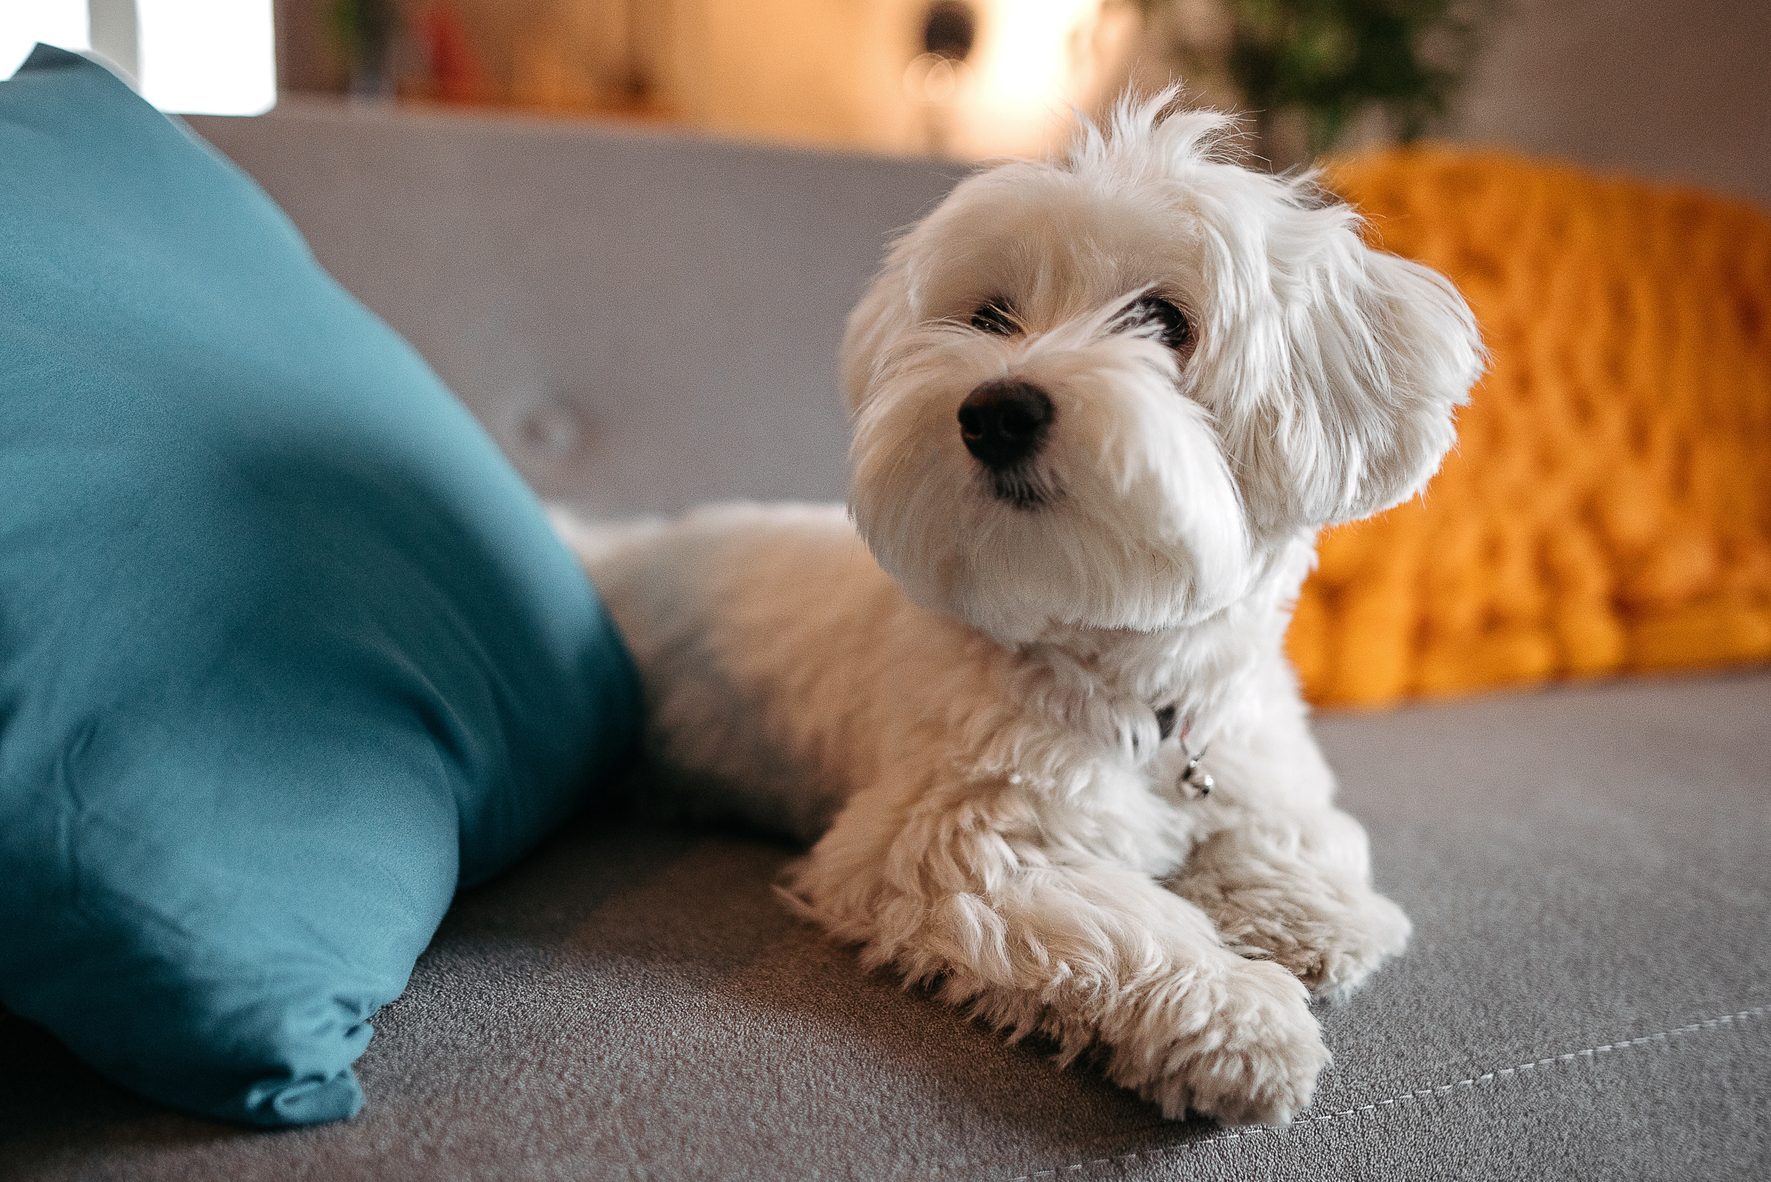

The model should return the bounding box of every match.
[2,105,1766,1181]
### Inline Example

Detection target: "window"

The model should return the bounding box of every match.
[1,0,274,115]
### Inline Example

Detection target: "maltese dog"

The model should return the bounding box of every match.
[557,92,1481,1125]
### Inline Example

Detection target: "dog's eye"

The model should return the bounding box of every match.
[969,298,1018,336]
[1120,296,1192,351]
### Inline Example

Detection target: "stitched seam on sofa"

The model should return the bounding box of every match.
[972,1002,1771,1182]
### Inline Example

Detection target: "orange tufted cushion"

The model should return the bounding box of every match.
[1289,148,1771,707]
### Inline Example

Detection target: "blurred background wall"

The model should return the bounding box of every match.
[5,2,1763,206]
[1447,0,1770,208]
[271,0,1768,205]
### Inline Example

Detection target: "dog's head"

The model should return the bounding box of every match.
[842,94,1482,644]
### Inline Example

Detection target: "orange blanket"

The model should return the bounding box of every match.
[1291,149,1771,707]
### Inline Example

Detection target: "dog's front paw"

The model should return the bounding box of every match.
[1293,889,1411,1001]
[1186,876,1411,1001]
[1121,958,1329,1125]
[1230,886,1410,1001]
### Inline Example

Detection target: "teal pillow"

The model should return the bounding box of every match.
[0,47,639,1127]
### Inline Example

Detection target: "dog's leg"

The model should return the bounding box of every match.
[1169,806,1411,1002]
[790,796,1329,1124]
[1160,673,1411,1001]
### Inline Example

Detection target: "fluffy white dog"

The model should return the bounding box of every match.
[559,93,1481,1125]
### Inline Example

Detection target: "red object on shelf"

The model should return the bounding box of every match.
[416,3,489,105]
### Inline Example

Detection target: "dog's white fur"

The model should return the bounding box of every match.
[558,93,1481,1125]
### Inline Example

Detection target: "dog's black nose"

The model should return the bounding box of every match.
[958,380,1053,469]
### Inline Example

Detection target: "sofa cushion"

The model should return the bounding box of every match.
[0,48,639,1127]
[1,673,1766,1177]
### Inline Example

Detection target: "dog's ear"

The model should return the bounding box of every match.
[840,244,913,414]
[1250,220,1483,528]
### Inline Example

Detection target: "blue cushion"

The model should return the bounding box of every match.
[0,47,640,1127]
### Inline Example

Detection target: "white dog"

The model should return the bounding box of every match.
[559,93,1481,1125]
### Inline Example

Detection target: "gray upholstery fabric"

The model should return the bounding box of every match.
[3,108,1767,1179]
[5,675,1768,1179]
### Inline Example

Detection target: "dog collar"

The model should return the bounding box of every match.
[1153,703,1214,798]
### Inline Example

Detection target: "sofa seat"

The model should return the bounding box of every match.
[5,672,1768,1179]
